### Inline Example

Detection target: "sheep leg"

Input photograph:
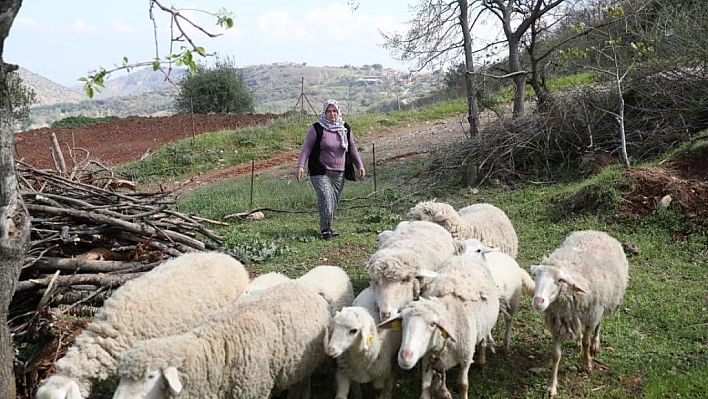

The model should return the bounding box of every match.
[430,370,452,399]
[371,374,393,399]
[476,340,487,366]
[503,312,513,355]
[286,378,311,399]
[349,382,362,399]
[547,339,562,398]
[581,326,594,371]
[456,361,472,399]
[377,373,395,399]
[420,354,434,399]
[334,370,351,399]
[590,322,602,358]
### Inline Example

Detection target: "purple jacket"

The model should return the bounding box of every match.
[297,124,364,171]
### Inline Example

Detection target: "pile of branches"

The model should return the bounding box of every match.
[10,139,233,398]
[429,78,705,187]
[10,160,227,343]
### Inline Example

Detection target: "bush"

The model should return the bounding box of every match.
[50,115,119,128]
[8,72,37,130]
[174,58,255,115]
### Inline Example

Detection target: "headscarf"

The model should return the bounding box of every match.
[318,99,348,150]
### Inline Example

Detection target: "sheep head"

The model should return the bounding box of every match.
[530,265,586,311]
[112,366,182,399]
[35,375,85,399]
[379,298,455,370]
[368,248,438,320]
[327,307,375,357]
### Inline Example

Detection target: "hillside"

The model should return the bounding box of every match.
[16,67,85,106]
[19,63,440,130]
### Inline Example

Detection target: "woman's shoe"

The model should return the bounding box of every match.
[321,230,333,240]
[329,230,340,238]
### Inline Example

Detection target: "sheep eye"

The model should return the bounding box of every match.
[429,322,437,328]
[349,328,358,335]
[402,276,411,283]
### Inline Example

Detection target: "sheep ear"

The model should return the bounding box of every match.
[163,367,183,396]
[453,239,465,254]
[378,315,402,330]
[558,272,586,293]
[433,213,448,223]
[362,325,375,350]
[416,269,438,279]
[480,243,500,254]
[436,319,456,342]
[67,380,82,399]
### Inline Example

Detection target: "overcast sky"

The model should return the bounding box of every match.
[6,1,504,87]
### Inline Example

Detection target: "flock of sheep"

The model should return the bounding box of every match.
[35,200,629,399]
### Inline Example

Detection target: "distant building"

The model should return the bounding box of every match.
[357,75,383,84]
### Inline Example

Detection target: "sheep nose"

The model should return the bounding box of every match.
[380,311,391,321]
[326,346,337,357]
[399,348,415,369]
[532,296,545,310]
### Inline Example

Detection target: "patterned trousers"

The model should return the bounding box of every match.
[310,170,345,232]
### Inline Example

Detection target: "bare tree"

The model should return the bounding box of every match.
[382,0,482,134]
[0,2,31,396]
[557,1,653,168]
[0,2,230,395]
[382,0,487,184]
[481,0,570,118]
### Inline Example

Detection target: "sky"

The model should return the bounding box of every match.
[6,1,504,87]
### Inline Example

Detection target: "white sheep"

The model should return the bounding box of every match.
[457,238,535,354]
[111,278,341,399]
[367,220,458,321]
[298,265,355,315]
[35,252,250,399]
[235,272,292,308]
[242,271,291,296]
[326,287,402,399]
[376,220,409,247]
[380,252,500,399]
[530,230,629,397]
[409,200,519,258]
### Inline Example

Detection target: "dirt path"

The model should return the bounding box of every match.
[15,112,470,192]
[170,115,470,192]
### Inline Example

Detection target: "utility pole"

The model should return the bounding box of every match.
[293,77,317,116]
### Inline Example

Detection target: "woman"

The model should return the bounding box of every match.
[296,99,365,239]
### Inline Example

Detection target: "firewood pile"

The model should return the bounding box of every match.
[10,160,228,396]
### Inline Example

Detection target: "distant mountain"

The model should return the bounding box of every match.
[18,63,441,130]
[16,67,85,106]
[83,68,186,99]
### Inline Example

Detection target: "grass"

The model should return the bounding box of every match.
[109,87,708,398]
[170,131,708,398]
[119,99,466,184]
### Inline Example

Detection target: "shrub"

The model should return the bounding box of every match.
[50,115,119,128]
[174,57,255,115]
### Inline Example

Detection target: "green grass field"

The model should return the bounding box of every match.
[171,135,708,398]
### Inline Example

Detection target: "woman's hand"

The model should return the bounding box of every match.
[296,166,304,181]
[359,167,366,180]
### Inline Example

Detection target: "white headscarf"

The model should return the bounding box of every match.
[318,99,348,150]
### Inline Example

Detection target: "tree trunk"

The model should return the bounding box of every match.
[508,38,526,118]
[458,0,480,186]
[0,2,30,397]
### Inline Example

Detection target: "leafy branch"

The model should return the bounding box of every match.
[80,0,233,98]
